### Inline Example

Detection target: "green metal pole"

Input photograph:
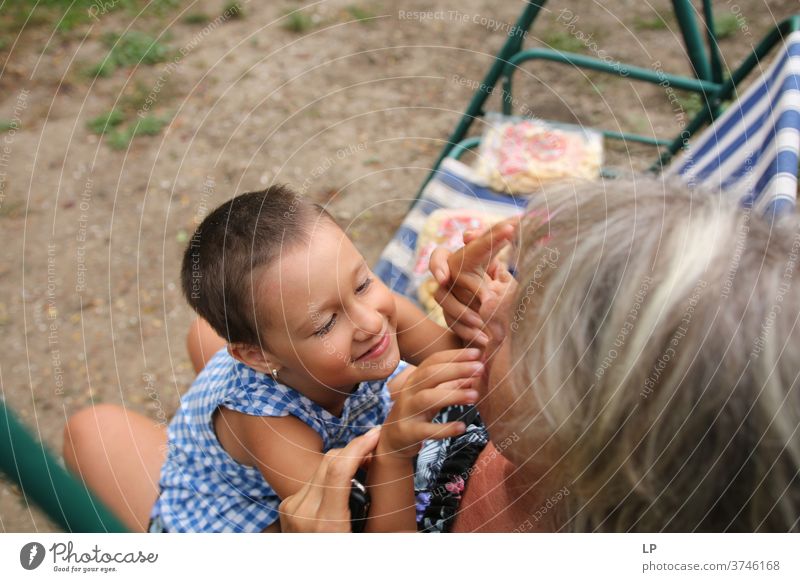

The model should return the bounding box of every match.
[655,14,800,169]
[412,1,547,201]
[672,0,712,81]
[0,400,128,532]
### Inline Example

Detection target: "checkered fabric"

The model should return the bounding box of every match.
[151,347,408,532]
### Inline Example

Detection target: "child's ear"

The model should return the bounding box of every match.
[227,343,281,377]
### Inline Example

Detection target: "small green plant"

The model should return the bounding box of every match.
[120,80,153,113]
[633,14,669,31]
[223,2,244,20]
[86,109,124,134]
[347,5,375,23]
[90,31,171,78]
[106,114,170,150]
[714,12,740,40]
[183,12,211,25]
[282,10,314,33]
[676,93,705,118]
[543,30,585,54]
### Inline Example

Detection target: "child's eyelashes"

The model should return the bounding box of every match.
[314,314,337,337]
[356,276,373,294]
[312,277,373,337]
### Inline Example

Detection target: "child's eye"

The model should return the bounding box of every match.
[314,314,337,337]
[356,277,372,294]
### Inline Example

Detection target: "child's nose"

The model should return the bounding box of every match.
[351,304,384,340]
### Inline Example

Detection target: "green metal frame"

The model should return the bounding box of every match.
[0,400,128,532]
[423,1,800,197]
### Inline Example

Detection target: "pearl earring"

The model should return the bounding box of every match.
[271,368,279,380]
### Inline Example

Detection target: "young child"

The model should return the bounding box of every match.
[149,184,482,532]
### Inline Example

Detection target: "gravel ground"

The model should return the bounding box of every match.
[0,0,794,531]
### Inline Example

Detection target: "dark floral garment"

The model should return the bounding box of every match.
[414,405,488,533]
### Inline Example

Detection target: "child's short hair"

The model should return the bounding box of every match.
[509,178,800,532]
[180,184,331,347]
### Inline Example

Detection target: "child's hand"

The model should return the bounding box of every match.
[377,348,483,459]
[429,218,518,346]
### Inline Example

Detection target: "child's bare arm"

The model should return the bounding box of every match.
[221,410,326,504]
[393,292,462,364]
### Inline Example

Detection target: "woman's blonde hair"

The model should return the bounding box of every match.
[507,178,800,532]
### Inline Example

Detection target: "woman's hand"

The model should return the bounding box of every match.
[377,348,483,459]
[429,218,518,346]
[278,427,381,533]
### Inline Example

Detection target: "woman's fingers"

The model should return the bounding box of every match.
[279,427,381,531]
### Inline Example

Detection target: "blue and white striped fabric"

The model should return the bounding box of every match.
[374,158,529,299]
[669,31,800,218]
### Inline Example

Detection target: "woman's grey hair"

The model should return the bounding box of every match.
[506,177,800,532]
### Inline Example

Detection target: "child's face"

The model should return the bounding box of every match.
[257,220,400,392]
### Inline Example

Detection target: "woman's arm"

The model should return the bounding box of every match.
[393,292,463,364]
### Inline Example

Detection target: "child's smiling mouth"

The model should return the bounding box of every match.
[354,330,391,362]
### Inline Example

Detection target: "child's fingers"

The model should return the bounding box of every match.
[450,321,489,347]
[433,285,483,328]
[411,361,483,392]
[413,382,479,413]
[417,421,468,442]
[429,247,452,286]
[462,229,483,244]
[402,361,481,396]
[463,219,517,271]
[418,347,483,366]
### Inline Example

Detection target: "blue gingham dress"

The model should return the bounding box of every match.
[150,347,408,532]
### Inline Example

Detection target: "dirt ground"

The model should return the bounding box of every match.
[0,0,795,532]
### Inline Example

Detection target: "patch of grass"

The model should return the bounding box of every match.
[714,12,740,40]
[0,199,26,219]
[543,30,585,54]
[106,114,170,150]
[223,2,244,20]
[676,93,705,118]
[282,10,314,33]
[89,31,171,78]
[183,12,211,25]
[86,109,124,134]
[347,5,376,23]
[119,80,153,113]
[0,119,17,133]
[633,14,670,31]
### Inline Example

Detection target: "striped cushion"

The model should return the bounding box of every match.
[669,31,800,218]
[374,158,529,299]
